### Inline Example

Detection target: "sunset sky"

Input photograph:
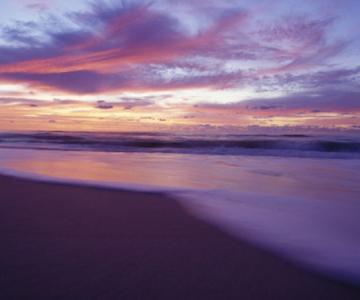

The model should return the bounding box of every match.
[0,0,359,132]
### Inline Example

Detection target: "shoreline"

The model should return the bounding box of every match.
[1,173,359,299]
[0,165,177,194]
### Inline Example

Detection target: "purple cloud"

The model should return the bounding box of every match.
[0,0,356,104]
[96,100,113,109]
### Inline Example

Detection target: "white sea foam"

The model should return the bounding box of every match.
[175,189,360,283]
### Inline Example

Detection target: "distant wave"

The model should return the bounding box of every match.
[1,131,360,158]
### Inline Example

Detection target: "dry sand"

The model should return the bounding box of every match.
[0,174,359,299]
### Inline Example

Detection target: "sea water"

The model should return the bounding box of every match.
[0,131,360,283]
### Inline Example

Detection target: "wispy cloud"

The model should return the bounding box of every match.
[0,0,359,130]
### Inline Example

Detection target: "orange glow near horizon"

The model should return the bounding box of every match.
[1,96,359,132]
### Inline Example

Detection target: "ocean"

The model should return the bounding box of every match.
[1,131,360,283]
[0,131,360,158]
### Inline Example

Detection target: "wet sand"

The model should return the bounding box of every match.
[0,174,359,299]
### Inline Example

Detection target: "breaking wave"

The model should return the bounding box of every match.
[1,131,360,158]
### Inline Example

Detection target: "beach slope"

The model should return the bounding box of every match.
[0,174,359,299]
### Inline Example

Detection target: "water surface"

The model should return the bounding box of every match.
[1,132,360,283]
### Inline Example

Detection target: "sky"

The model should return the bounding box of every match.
[0,0,359,132]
